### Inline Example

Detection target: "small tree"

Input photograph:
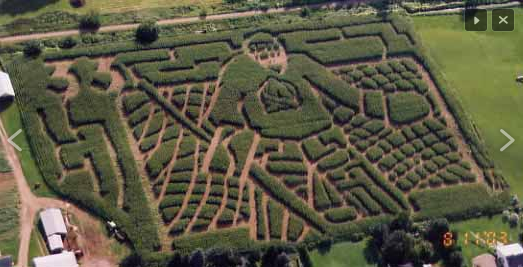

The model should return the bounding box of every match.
[381,230,415,265]
[446,251,464,267]
[23,40,42,57]
[301,7,311,17]
[79,10,101,30]
[199,8,208,19]
[509,213,520,228]
[136,20,159,43]
[70,0,86,8]
[189,249,205,267]
[58,36,78,49]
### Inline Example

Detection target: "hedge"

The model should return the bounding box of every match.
[162,125,180,142]
[317,151,349,172]
[364,91,384,119]
[366,146,384,162]
[333,107,355,124]
[313,174,331,211]
[363,120,385,134]
[144,112,164,137]
[287,215,304,242]
[351,188,381,215]
[302,138,335,161]
[177,134,197,158]
[47,77,69,92]
[123,91,150,114]
[146,139,176,178]
[269,142,303,161]
[138,81,211,142]
[250,165,328,232]
[323,179,343,207]
[281,30,383,64]
[112,49,170,65]
[268,200,284,239]
[318,127,346,147]
[210,144,230,174]
[283,176,307,187]
[342,23,413,55]
[267,161,308,175]
[324,207,358,223]
[387,92,430,124]
[140,133,159,152]
[255,188,266,240]
[410,184,510,221]
[172,227,255,254]
[386,132,406,147]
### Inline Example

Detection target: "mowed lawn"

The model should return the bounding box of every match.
[310,241,377,267]
[0,0,222,25]
[451,215,519,265]
[414,10,523,198]
[0,103,56,197]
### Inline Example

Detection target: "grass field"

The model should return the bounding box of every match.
[451,215,519,265]
[0,0,222,25]
[0,174,18,260]
[413,10,523,198]
[310,241,376,267]
[0,103,55,197]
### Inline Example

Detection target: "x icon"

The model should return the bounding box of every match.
[499,16,509,24]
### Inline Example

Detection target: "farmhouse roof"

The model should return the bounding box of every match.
[39,208,67,237]
[0,71,14,99]
[497,243,523,257]
[32,251,78,267]
[0,256,12,267]
[47,234,64,253]
[507,254,523,267]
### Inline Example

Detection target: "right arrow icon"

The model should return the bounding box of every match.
[500,129,515,152]
[474,17,480,25]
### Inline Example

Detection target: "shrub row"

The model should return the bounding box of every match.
[410,184,510,221]
[324,207,358,223]
[268,200,284,239]
[387,92,430,124]
[250,165,328,232]
[302,138,335,161]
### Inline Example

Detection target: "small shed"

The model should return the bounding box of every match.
[39,208,67,237]
[47,234,64,254]
[32,251,78,267]
[0,256,13,267]
[496,243,523,267]
[0,71,14,99]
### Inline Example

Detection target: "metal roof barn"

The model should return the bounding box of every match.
[0,71,14,99]
[39,208,67,237]
[47,234,64,254]
[0,256,13,267]
[32,251,78,267]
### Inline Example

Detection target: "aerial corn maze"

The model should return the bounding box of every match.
[5,15,509,253]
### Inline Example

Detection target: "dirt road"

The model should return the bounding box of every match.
[0,120,115,267]
[0,1,350,44]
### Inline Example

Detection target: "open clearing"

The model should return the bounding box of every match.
[1,14,509,257]
[0,0,222,25]
[413,11,523,198]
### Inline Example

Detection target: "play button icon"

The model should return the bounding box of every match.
[465,9,487,31]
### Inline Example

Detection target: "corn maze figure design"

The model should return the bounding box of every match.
[8,16,505,252]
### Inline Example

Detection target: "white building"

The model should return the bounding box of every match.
[0,71,14,99]
[0,256,13,267]
[32,251,78,267]
[39,208,67,237]
[496,243,523,267]
[39,208,67,254]
[47,234,64,254]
